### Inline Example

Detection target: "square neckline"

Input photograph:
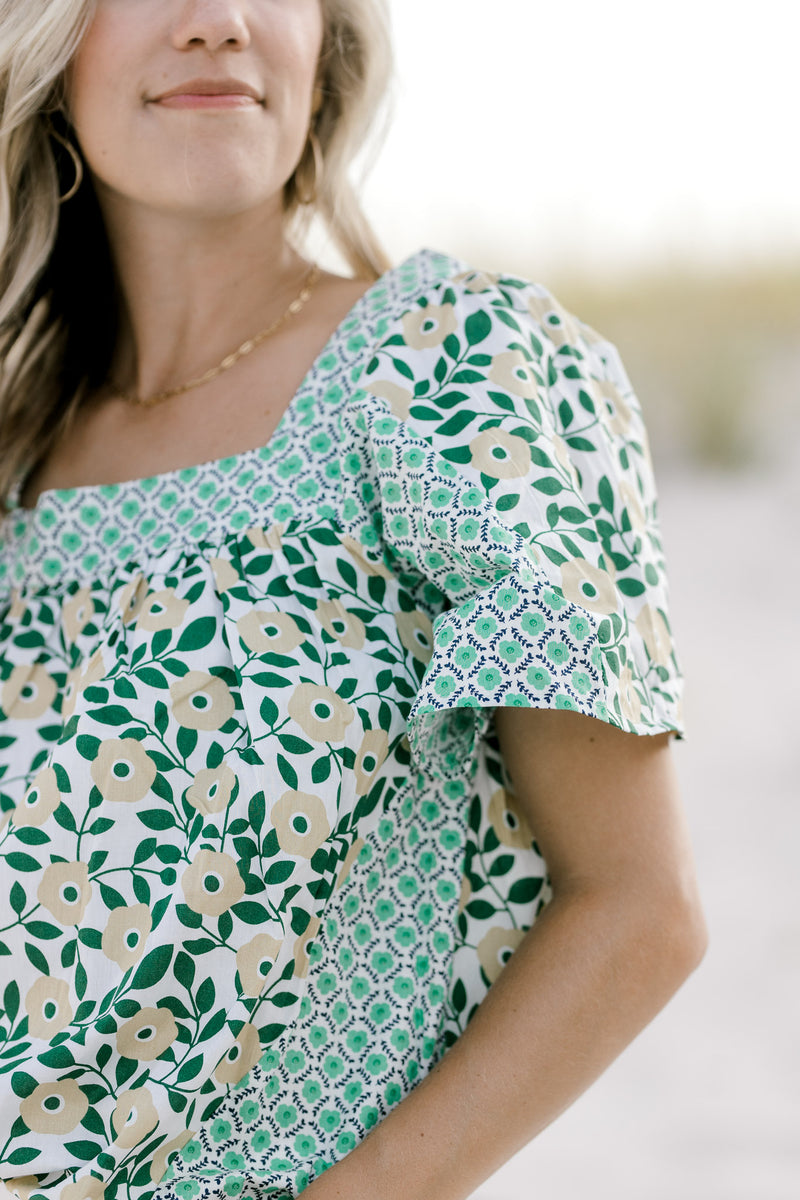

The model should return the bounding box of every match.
[9,262,397,516]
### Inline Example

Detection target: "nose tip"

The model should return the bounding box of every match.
[171,2,252,53]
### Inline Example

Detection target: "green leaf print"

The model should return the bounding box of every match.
[4,853,39,872]
[6,1148,41,1167]
[24,943,49,974]
[598,474,616,513]
[88,705,133,726]
[277,753,298,789]
[508,878,544,905]
[26,920,62,939]
[436,411,475,438]
[131,944,174,990]
[464,310,492,346]
[3,980,19,1021]
[10,1071,38,1098]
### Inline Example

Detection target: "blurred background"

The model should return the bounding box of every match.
[333,1,800,1196]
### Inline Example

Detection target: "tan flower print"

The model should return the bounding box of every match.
[1,664,57,720]
[594,376,634,437]
[237,609,304,655]
[477,925,526,984]
[170,671,235,731]
[209,556,240,593]
[61,1180,104,1200]
[293,915,321,979]
[136,588,190,633]
[25,975,73,1039]
[288,683,354,743]
[37,860,91,926]
[526,541,543,568]
[20,1079,88,1135]
[635,604,673,668]
[338,534,393,580]
[618,665,643,724]
[101,903,153,971]
[3,1176,41,1200]
[61,667,82,722]
[489,350,539,399]
[112,1086,159,1149]
[271,790,330,858]
[527,294,582,349]
[619,479,647,536]
[214,1021,261,1085]
[245,522,285,550]
[487,787,534,849]
[5,588,26,623]
[15,766,60,828]
[116,1006,179,1061]
[551,433,581,488]
[118,574,148,625]
[454,268,500,293]
[469,428,532,479]
[394,610,434,663]
[401,303,458,350]
[61,587,95,643]
[457,874,472,915]
[365,378,413,420]
[185,763,237,816]
[559,558,618,616]
[236,931,283,996]
[317,599,366,650]
[60,1180,104,1200]
[354,729,390,796]
[90,737,157,804]
[149,1129,197,1185]
[181,849,245,917]
[62,648,105,719]
[336,837,365,891]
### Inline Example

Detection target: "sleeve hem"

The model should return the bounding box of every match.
[407,575,685,780]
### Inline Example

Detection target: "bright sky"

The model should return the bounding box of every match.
[357,0,800,279]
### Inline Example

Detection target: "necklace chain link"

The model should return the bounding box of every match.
[114,263,322,409]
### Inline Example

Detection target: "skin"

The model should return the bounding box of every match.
[7,2,708,1197]
[22,0,370,506]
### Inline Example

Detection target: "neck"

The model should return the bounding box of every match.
[96,188,308,399]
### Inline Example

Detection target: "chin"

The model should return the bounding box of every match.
[98,140,292,221]
[161,181,281,220]
[105,168,285,221]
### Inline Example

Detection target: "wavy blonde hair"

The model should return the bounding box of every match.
[0,0,393,510]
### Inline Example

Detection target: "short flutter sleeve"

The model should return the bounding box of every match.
[339,263,684,779]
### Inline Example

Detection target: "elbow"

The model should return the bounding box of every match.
[676,890,709,974]
[645,880,709,987]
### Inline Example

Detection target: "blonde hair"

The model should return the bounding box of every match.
[0,0,393,511]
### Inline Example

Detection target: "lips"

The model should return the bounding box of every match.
[151,77,263,104]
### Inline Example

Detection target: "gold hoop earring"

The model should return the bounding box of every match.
[46,120,84,204]
[295,129,323,207]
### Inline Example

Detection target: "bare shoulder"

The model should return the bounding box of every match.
[312,270,375,326]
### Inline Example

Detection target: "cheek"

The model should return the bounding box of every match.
[275,2,325,92]
[66,13,140,142]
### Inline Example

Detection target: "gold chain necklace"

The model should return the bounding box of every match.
[113,263,321,409]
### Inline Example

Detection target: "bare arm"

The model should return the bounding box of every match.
[303,707,707,1200]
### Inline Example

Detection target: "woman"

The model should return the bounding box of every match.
[0,3,707,1200]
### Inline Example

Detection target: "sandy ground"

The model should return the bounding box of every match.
[473,447,800,1200]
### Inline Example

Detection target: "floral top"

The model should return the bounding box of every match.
[0,250,683,1200]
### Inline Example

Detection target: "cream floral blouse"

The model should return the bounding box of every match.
[0,250,683,1200]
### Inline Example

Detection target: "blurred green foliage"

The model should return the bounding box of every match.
[536,263,800,471]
